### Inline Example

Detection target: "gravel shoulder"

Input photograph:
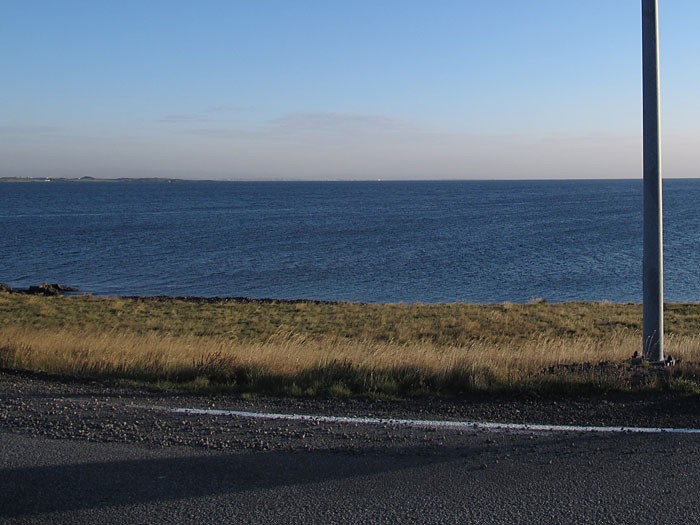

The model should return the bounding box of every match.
[3,369,700,453]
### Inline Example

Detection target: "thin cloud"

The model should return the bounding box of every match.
[185,128,245,138]
[542,132,638,144]
[0,125,62,136]
[180,111,435,143]
[155,114,211,124]
[270,112,423,134]
[204,105,254,114]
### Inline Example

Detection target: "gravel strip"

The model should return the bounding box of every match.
[2,369,700,454]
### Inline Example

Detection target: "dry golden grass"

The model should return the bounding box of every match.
[4,317,700,395]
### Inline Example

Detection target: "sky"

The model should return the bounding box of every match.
[2,1,699,180]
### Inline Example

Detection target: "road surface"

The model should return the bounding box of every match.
[2,371,700,523]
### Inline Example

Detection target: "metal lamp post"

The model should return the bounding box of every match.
[642,0,664,361]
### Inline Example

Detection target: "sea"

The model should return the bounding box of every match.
[2,179,700,304]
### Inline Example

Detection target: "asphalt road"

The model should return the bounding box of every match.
[2,372,700,523]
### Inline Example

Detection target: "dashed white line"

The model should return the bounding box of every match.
[165,407,700,434]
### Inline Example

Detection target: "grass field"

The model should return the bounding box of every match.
[2,292,700,397]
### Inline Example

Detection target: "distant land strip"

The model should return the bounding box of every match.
[0,176,189,183]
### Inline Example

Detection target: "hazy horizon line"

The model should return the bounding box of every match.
[3,175,698,183]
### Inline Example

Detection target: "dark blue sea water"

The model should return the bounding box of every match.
[2,180,700,303]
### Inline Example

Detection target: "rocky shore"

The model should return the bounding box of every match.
[0,283,347,303]
[0,282,78,296]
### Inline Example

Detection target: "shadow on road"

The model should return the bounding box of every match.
[2,430,699,521]
[0,442,472,517]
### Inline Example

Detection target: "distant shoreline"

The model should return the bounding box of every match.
[0,176,188,183]
[4,176,699,184]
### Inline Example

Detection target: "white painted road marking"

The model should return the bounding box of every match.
[165,407,700,434]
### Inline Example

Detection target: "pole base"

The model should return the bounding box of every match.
[631,352,675,367]
[648,355,676,367]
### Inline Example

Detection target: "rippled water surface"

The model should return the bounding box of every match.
[2,180,700,303]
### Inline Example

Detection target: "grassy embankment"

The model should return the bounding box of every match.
[2,292,700,396]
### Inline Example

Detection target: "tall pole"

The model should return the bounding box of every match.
[642,0,664,361]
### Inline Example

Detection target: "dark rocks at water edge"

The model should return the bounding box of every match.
[0,282,78,296]
[121,295,351,305]
[27,283,78,296]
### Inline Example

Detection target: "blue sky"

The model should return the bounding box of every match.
[2,1,698,180]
